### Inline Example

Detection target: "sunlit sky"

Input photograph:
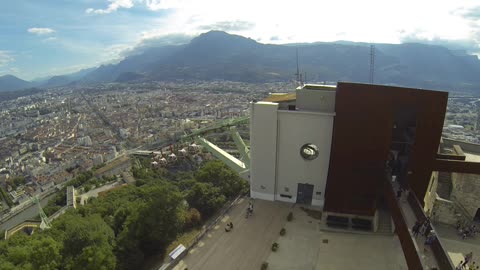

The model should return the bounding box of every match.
[1,0,480,80]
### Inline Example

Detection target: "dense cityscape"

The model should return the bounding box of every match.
[0,81,286,214]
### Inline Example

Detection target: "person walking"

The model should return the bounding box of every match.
[457,261,464,270]
[463,252,473,268]
[419,221,428,237]
[396,188,402,199]
[412,221,421,238]
[424,231,436,252]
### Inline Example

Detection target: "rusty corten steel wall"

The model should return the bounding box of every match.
[324,82,448,216]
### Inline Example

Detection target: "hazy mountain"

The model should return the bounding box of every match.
[0,75,32,92]
[42,67,96,88]
[81,45,184,83]
[115,72,145,82]
[80,31,480,91]
[4,31,480,92]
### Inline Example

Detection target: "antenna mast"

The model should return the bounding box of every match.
[369,45,375,84]
[295,48,303,86]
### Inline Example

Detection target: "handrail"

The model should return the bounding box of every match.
[407,191,455,270]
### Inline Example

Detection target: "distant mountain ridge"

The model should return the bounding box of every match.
[81,31,480,91]
[2,31,480,92]
[0,75,32,92]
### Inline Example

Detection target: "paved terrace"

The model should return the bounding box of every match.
[174,199,291,270]
[174,199,409,270]
[434,223,480,267]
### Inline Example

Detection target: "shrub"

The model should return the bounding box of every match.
[261,262,269,270]
[279,228,286,236]
[271,242,279,252]
[184,208,202,229]
[287,212,293,222]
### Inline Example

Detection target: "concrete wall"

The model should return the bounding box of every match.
[296,88,336,112]
[433,196,458,225]
[250,102,278,201]
[451,173,480,219]
[442,138,480,153]
[274,110,334,206]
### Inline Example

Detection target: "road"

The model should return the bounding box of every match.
[0,193,56,232]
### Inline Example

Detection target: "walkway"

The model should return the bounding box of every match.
[392,182,440,269]
[4,220,41,239]
[79,180,122,205]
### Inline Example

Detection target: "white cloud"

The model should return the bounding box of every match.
[43,37,58,42]
[142,0,186,11]
[134,0,480,51]
[8,67,20,74]
[0,51,14,67]
[27,27,56,35]
[86,0,134,14]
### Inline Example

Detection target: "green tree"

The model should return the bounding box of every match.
[195,160,247,198]
[73,245,116,270]
[186,182,225,218]
[30,235,62,270]
[134,184,186,255]
[47,212,116,269]
[0,233,61,270]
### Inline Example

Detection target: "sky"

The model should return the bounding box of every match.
[1,0,480,80]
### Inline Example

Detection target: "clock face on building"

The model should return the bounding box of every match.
[300,143,319,160]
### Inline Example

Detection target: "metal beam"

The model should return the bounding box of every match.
[195,137,249,181]
[433,159,480,173]
[230,126,250,167]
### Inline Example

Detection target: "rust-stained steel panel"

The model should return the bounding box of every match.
[324,82,448,216]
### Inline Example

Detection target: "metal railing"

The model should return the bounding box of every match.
[407,189,455,270]
[384,177,425,269]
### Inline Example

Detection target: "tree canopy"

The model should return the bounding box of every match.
[0,160,248,270]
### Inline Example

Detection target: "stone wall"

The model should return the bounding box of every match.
[451,173,480,220]
[432,196,458,225]
[423,172,438,216]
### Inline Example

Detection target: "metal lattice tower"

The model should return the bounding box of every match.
[31,196,52,229]
[369,45,375,84]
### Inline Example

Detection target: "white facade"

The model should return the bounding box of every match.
[250,85,335,207]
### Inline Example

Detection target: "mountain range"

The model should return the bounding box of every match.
[2,31,480,92]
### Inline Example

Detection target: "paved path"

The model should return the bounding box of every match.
[267,206,408,270]
[434,223,480,267]
[80,181,122,205]
[173,199,291,270]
